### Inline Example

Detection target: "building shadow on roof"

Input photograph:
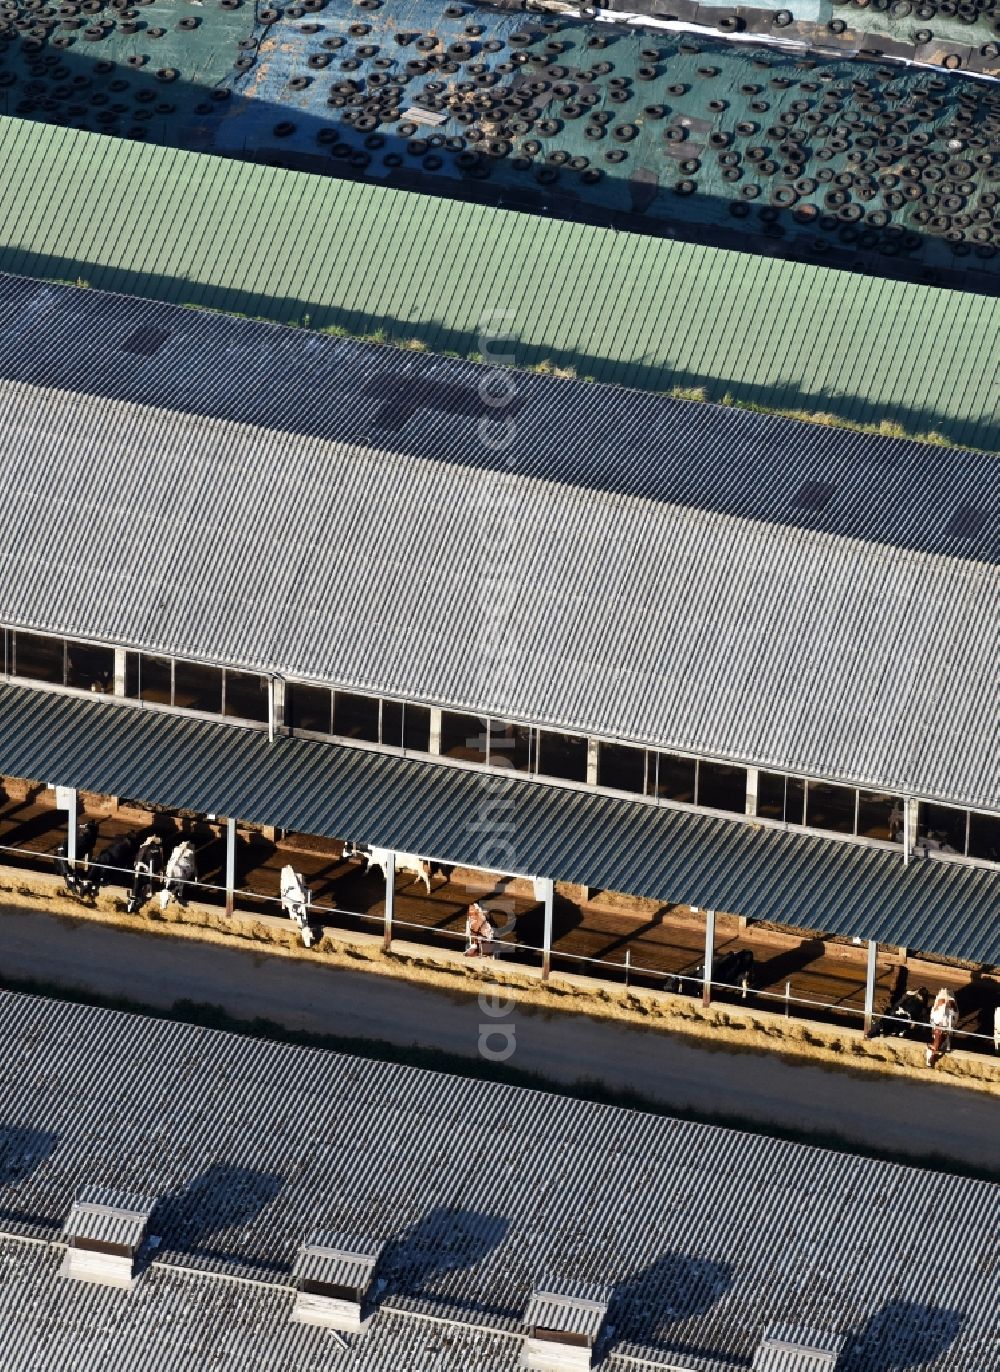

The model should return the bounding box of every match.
[605,1251,734,1360]
[147,1163,285,1266]
[1,251,994,460]
[3,265,999,567]
[0,1125,60,1229]
[837,1301,964,1371]
[377,1205,511,1311]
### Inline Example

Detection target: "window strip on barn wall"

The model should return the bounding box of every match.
[1,624,999,867]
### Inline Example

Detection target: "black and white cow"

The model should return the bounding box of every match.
[280,865,315,948]
[160,840,197,910]
[872,986,930,1040]
[127,834,165,913]
[53,820,99,898]
[73,831,140,900]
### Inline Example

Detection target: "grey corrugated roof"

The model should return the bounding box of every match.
[1,276,999,813]
[753,1349,836,1372]
[0,684,997,965]
[64,1186,156,1249]
[524,1286,609,1339]
[0,993,998,1372]
[752,1328,844,1372]
[293,1234,383,1291]
[2,1245,508,1372]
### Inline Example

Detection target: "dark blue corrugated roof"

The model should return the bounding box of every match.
[0,684,996,964]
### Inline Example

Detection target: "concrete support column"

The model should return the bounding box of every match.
[113,648,127,697]
[429,709,443,756]
[65,788,78,866]
[904,797,919,864]
[269,678,285,740]
[702,908,716,1008]
[383,850,395,953]
[225,818,237,917]
[538,877,554,980]
[864,938,878,1035]
[586,739,599,787]
[745,767,759,818]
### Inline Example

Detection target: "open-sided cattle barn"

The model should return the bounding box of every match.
[0,273,998,980]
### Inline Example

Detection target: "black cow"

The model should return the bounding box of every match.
[75,832,140,899]
[666,948,755,997]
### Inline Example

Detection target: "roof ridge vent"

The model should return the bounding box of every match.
[752,1326,846,1371]
[291,1231,385,1333]
[521,1279,611,1372]
[59,1185,158,1290]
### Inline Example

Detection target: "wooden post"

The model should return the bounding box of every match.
[383,850,395,952]
[225,818,237,917]
[702,907,716,1008]
[864,938,878,1035]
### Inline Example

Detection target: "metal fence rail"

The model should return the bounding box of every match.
[0,837,996,1052]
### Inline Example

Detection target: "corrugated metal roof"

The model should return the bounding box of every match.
[64,1186,156,1249]
[753,1349,836,1372]
[4,1245,503,1372]
[752,1328,844,1372]
[293,1233,384,1291]
[524,1285,610,1339]
[1,278,999,813]
[0,117,997,451]
[0,993,998,1371]
[1,685,997,964]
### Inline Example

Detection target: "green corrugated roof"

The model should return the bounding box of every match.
[1,115,997,450]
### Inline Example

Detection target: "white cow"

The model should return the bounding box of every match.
[280,865,314,948]
[160,840,197,910]
[342,843,433,894]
